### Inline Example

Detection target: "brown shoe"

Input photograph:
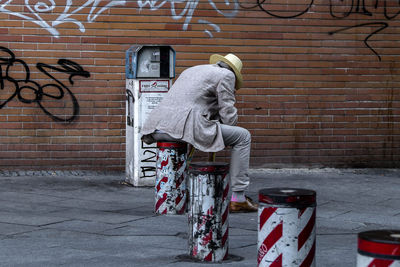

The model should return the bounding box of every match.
[229,196,258,213]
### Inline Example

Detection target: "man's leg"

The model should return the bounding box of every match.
[220,124,251,192]
[220,124,257,212]
[151,131,180,142]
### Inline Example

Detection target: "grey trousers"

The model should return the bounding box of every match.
[150,125,251,192]
[220,124,251,192]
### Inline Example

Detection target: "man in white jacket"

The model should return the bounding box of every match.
[141,54,257,212]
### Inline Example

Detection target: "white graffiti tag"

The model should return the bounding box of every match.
[0,0,126,37]
[138,0,238,37]
[0,0,238,38]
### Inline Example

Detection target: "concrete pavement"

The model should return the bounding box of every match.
[0,168,399,266]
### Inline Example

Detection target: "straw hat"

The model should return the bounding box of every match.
[209,53,243,89]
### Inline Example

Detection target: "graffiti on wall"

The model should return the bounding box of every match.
[137,0,239,37]
[0,46,90,122]
[241,0,399,61]
[0,0,237,38]
[0,0,127,37]
[0,1,397,54]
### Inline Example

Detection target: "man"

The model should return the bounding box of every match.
[141,53,257,212]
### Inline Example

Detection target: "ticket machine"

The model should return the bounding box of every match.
[125,45,176,186]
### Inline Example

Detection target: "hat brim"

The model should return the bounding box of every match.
[210,54,243,89]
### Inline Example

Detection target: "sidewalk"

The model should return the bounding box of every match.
[0,168,399,266]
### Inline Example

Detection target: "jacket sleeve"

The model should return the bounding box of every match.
[216,72,238,126]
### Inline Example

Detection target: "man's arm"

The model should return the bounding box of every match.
[216,72,238,126]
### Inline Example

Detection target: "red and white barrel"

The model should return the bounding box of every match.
[258,188,316,267]
[154,142,187,215]
[357,230,400,267]
[187,162,230,262]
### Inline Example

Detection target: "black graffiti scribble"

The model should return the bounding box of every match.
[240,0,399,61]
[0,46,90,122]
[329,0,400,20]
[329,22,389,61]
[240,0,314,18]
[329,0,371,18]
[327,0,399,61]
[140,166,156,178]
[140,141,157,178]
[126,89,134,126]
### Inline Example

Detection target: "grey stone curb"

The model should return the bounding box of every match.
[0,170,123,177]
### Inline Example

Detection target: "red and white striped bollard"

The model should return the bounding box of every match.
[154,142,187,215]
[187,162,230,262]
[258,188,316,267]
[357,230,400,266]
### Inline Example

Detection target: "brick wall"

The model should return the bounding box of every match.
[0,0,399,170]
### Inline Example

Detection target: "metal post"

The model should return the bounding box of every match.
[258,188,316,267]
[154,142,187,215]
[187,162,230,262]
[357,230,400,266]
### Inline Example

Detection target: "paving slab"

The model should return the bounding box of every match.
[0,222,37,236]
[45,207,144,224]
[334,211,400,227]
[0,211,69,227]
[44,219,122,234]
[0,200,65,214]
[102,215,185,236]
[0,191,67,204]
[48,198,137,212]
[317,234,357,266]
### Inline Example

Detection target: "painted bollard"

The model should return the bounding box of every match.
[258,188,316,267]
[154,142,187,215]
[187,162,230,262]
[357,230,400,266]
